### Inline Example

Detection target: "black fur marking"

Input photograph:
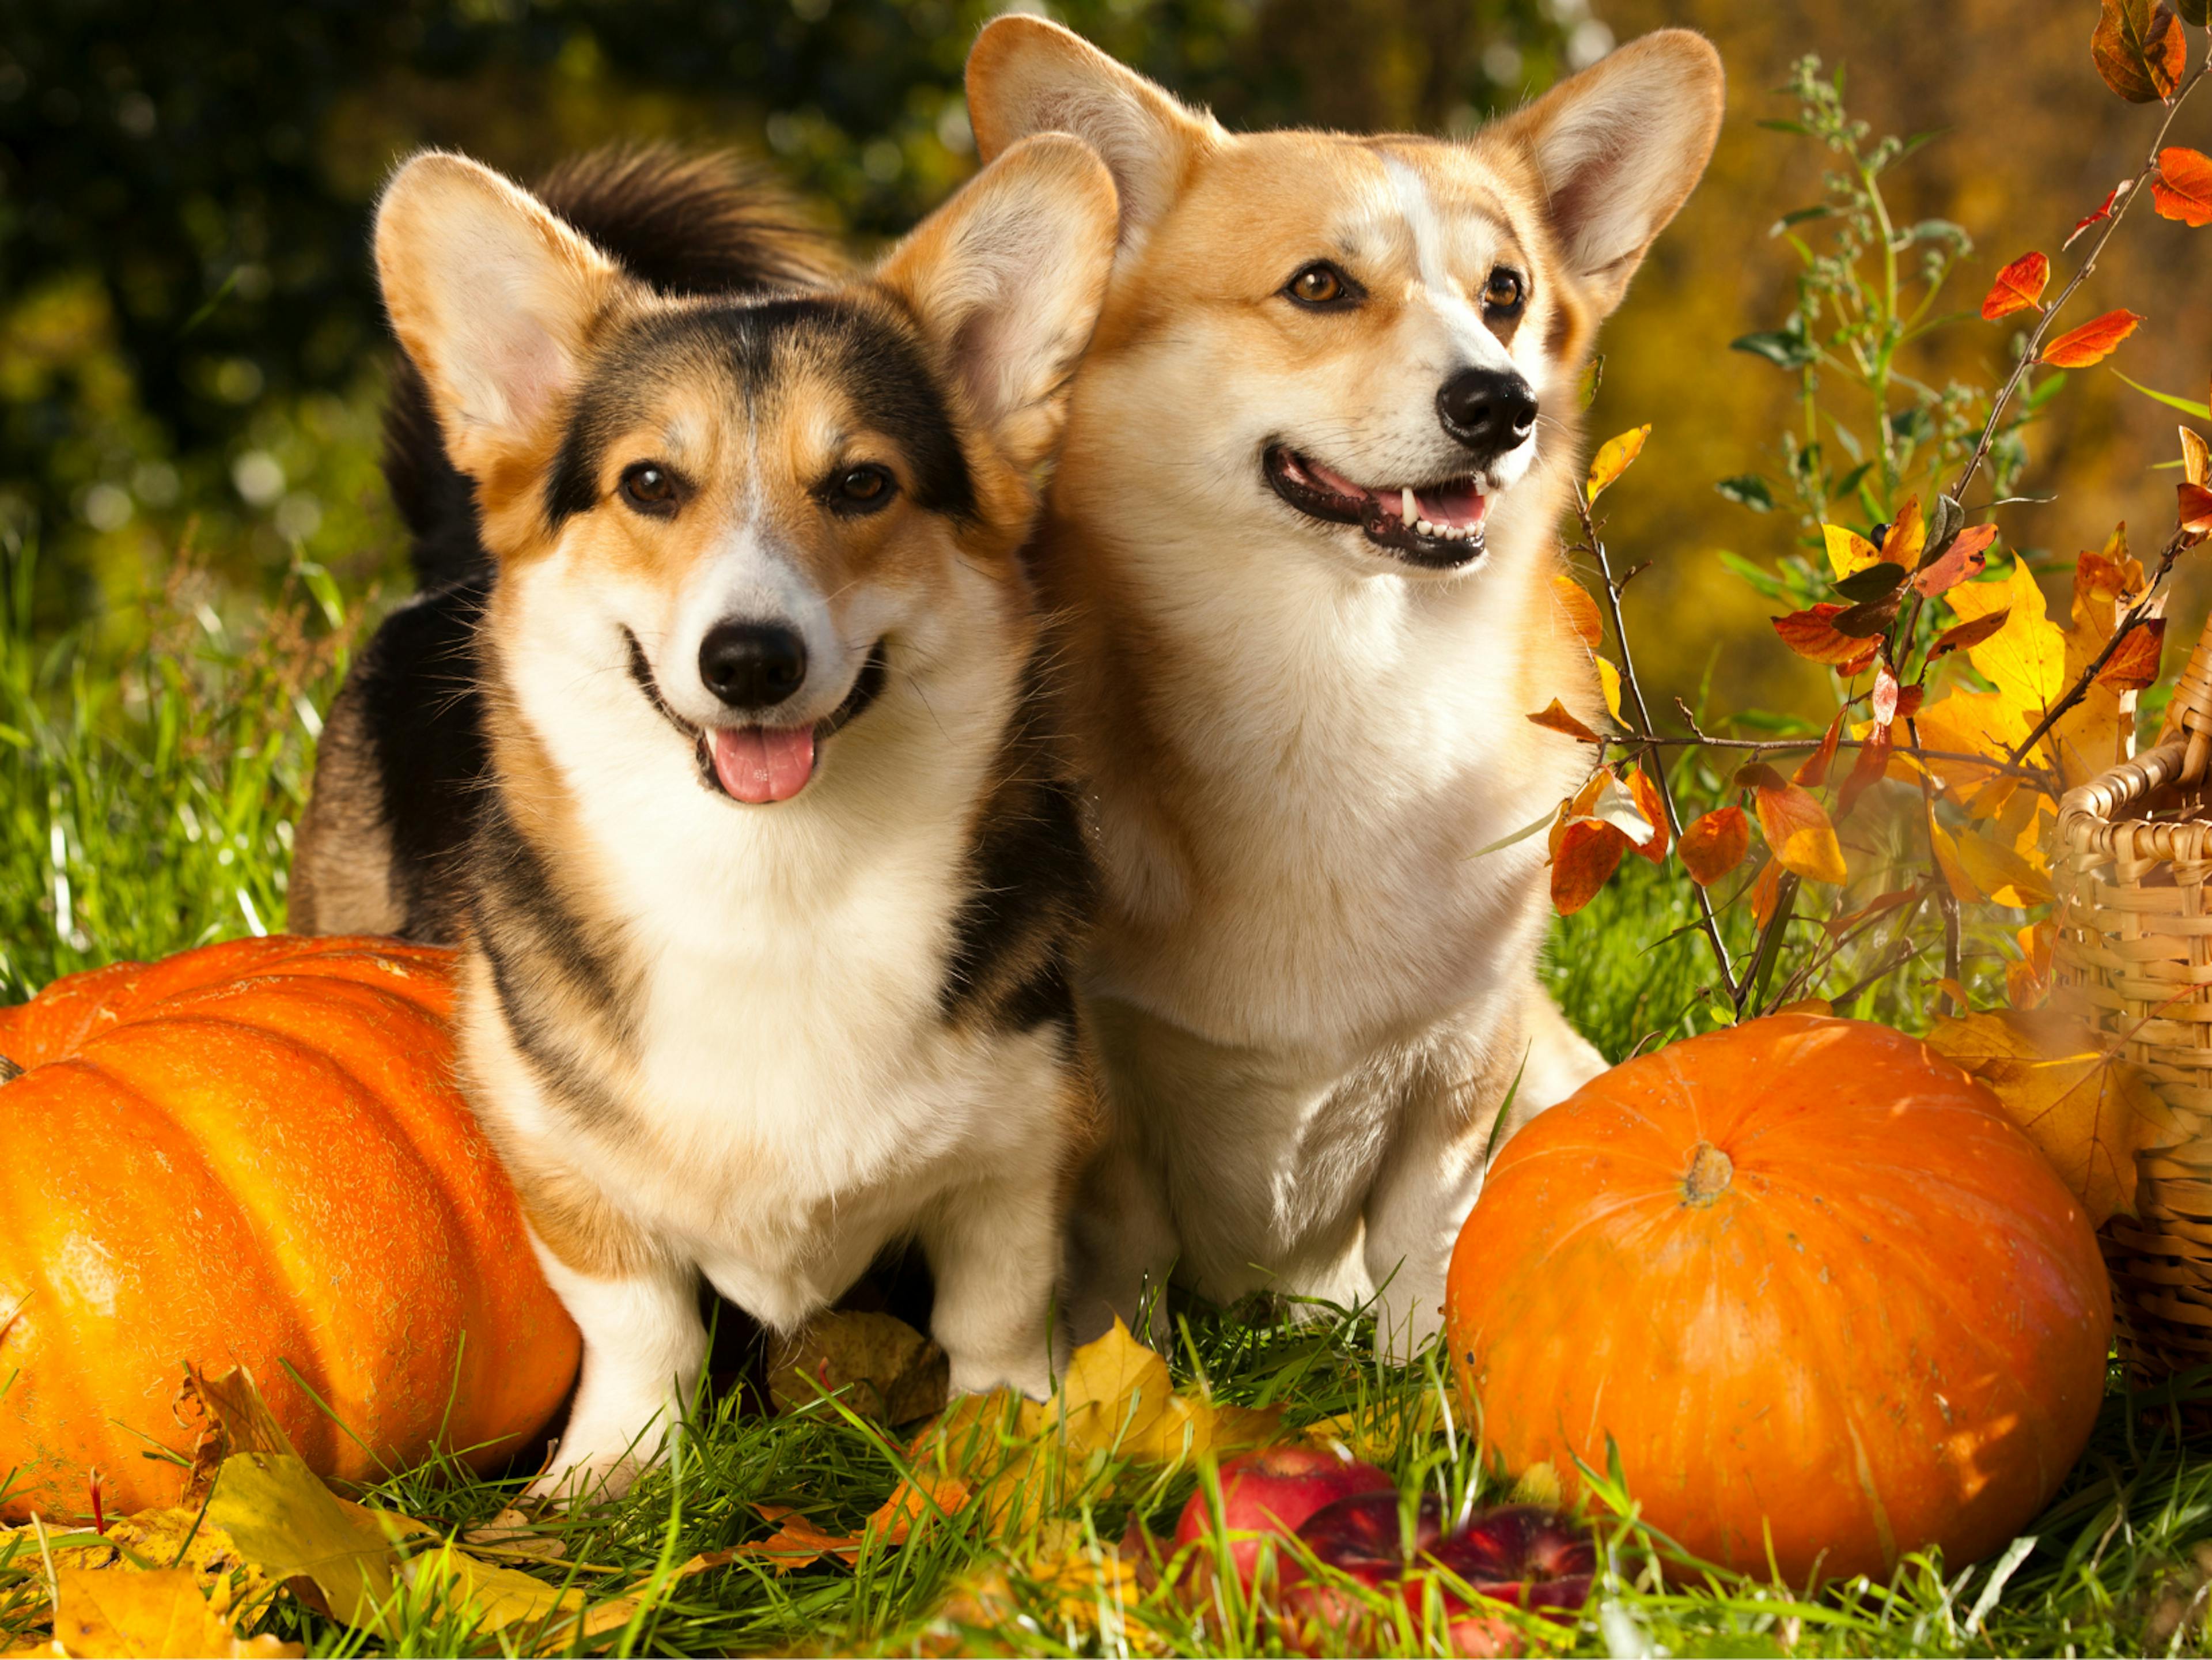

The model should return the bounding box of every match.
[385,145,840,592]
[467,788,639,1133]
[545,300,975,531]
[469,787,624,1021]
[939,653,1095,1035]
[352,576,494,944]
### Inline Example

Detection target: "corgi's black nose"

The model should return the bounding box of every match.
[1438,368,1538,456]
[699,621,807,708]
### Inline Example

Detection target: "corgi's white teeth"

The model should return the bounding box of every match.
[1400,487,1417,523]
[1416,519,1434,536]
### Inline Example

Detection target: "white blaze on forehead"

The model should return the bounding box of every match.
[1379,153,1517,377]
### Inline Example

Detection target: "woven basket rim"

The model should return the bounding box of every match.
[2058,740,2212,861]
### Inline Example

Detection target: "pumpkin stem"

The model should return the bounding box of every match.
[0,1053,18,1084]
[1683,1140,1734,1206]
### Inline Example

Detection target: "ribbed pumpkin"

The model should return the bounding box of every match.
[1446,1014,2111,1583]
[0,935,578,1521]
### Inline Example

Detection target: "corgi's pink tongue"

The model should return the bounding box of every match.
[711,725,816,803]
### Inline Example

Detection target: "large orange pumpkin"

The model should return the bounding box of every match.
[1446,1014,2110,1583]
[0,935,578,1521]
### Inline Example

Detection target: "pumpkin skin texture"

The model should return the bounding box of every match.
[1445,1015,2111,1584]
[0,936,579,1521]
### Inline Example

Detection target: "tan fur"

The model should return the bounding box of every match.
[966,20,1724,1351]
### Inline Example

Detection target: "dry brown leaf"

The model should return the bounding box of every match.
[459,1507,567,1565]
[768,1309,950,1425]
[1929,1010,2187,1224]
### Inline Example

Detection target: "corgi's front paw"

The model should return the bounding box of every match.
[526,1442,653,1508]
[946,1349,1054,1402]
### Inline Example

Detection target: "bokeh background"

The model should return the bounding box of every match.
[4,0,2205,719]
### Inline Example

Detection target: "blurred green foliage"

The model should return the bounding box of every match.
[0,0,1583,627]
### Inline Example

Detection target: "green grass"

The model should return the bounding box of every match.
[7,534,2212,1657]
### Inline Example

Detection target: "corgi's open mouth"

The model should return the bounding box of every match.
[624,632,888,806]
[1263,444,1490,569]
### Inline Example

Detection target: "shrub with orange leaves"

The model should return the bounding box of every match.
[1525,18,2212,1190]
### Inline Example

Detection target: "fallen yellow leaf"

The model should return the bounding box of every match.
[1929,1009,2187,1224]
[402,1542,641,1653]
[44,1567,298,1659]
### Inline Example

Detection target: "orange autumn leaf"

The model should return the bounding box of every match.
[1981,252,2050,320]
[1739,763,1849,884]
[1749,857,1785,929]
[1792,711,1844,788]
[2183,426,2209,487]
[2152,146,2212,226]
[1929,608,2011,659]
[1586,425,1652,501]
[1626,765,1669,864]
[1552,574,1603,651]
[1551,818,1628,916]
[1835,722,1894,822]
[1678,806,1749,887]
[2092,0,2187,103]
[2041,308,2145,368]
[2009,921,2056,1011]
[1911,523,1999,598]
[2098,618,2166,690]
[1527,698,1604,744]
[1771,604,1879,670]
[2068,179,2130,247]
[1879,497,1926,571]
[2182,482,2212,539]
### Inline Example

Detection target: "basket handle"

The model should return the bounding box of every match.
[2156,610,2212,784]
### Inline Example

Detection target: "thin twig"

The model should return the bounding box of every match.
[1571,489,1738,999]
[1904,714,1964,1004]
[2008,525,2194,766]
[1651,702,2058,788]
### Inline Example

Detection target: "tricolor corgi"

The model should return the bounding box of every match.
[290,141,1119,1496]
[963,22,1724,1353]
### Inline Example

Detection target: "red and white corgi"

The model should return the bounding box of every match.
[292,141,1118,1496]
[964,21,1724,1352]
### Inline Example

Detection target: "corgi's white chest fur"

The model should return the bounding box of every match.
[1088,518,1585,1055]
[483,567,1059,1326]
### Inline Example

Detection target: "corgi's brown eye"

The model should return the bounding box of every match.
[619,462,679,515]
[1484,269,1526,311]
[827,464,896,515]
[1285,262,1359,308]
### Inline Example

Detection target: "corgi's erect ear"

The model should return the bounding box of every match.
[374,151,620,482]
[1501,30,1724,317]
[875,133,1118,472]
[964,16,1211,258]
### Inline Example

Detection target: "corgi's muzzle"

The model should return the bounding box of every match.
[624,626,888,804]
[1262,369,1536,572]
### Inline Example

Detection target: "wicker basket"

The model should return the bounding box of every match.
[2053,619,2212,1383]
